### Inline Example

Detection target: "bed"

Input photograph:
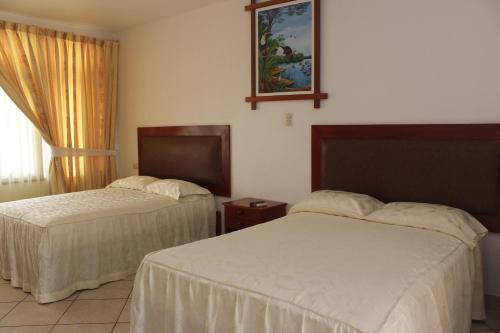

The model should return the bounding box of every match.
[0,125,231,303]
[131,124,499,333]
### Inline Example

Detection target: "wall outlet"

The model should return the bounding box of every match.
[285,113,293,127]
[132,163,139,170]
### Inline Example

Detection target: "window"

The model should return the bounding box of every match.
[0,87,50,184]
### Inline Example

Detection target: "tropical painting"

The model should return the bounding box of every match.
[257,0,313,95]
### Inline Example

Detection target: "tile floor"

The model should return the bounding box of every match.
[0,275,134,333]
[0,274,499,333]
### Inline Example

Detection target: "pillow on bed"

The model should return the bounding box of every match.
[106,176,159,191]
[289,190,384,219]
[144,179,210,200]
[364,202,488,248]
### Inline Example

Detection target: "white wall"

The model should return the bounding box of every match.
[117,0,500,295]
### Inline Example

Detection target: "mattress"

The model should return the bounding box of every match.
[132,212,484,333]
[0,188,215,303]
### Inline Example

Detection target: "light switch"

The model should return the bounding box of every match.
[285,113,293,127]
[132,163,139,170]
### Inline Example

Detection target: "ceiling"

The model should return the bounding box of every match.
[0,0,225,32]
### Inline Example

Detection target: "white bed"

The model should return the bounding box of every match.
[131,208,485,333]
[0,187,215,303]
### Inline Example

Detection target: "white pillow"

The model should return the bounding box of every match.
[144,179,210,200]
[365,202,488,248]
[106,176,159,191]
[289,190,384,219]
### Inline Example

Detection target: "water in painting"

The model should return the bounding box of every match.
[257,1,313,94]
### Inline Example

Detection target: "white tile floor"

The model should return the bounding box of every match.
[0,275,134,333]
[0,275,499,333]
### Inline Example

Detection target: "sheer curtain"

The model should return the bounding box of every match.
[0,87,50,184]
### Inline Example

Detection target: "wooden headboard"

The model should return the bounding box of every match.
[312,124,500,232]
[138,125,231,197]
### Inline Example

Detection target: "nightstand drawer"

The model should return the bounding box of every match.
[223,198,287,233]
[226,206,261,220]
[225,216,257,231]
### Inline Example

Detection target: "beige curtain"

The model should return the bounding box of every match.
[0,21,118,194]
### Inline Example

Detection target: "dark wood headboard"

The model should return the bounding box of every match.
[138,125,231,197]
[312,124,500,232]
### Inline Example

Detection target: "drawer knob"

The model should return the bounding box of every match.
[236,209,244,215]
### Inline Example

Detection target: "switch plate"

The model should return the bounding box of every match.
[285,113,293,127]
[132,163,139,170]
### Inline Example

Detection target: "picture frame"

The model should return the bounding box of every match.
[245,0,327,110]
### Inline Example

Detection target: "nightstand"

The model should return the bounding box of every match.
[222,198,287,233]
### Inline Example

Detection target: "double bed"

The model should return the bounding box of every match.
[0,125,231,303]
[132,124,499,333]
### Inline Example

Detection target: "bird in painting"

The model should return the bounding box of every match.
[280,46,294,60]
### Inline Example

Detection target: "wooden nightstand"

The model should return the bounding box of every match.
[222,198,287,233]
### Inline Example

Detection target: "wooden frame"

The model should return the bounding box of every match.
[245,0,328,110]
[312,124,500,232]
[137,125,231,197]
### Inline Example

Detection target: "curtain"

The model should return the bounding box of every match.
[0,86,50,184]
[0,21,118,194]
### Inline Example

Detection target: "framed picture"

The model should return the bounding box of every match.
[245,0,327,110]
[257,0,314,96]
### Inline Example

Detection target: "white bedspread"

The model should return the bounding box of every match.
[132,212,484,333]
[0,188,215,303]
